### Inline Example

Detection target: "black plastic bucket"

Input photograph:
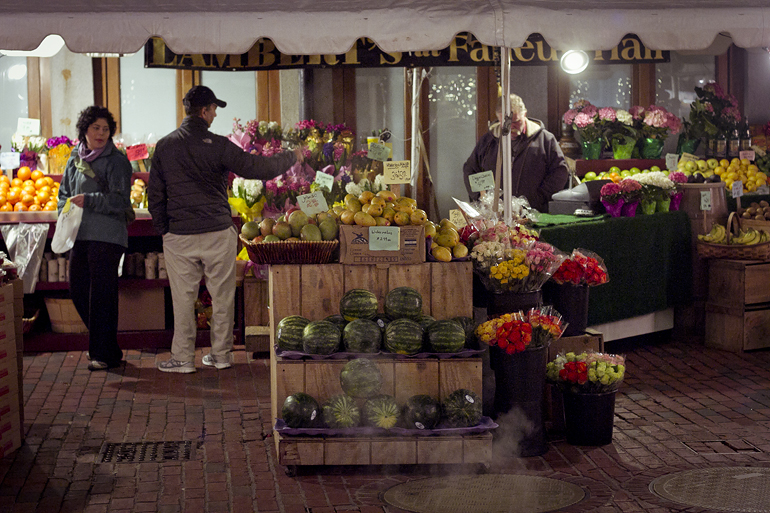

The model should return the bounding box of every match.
[543,282,589,337]
[487,289,543,318]
[562,390,616,446]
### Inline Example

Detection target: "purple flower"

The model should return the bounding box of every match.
[600,182,621,197]
[629,106,645,119]
[598,107,616,122]
[668,172,687,184]
[574,112,595,129]
[563,109,578,125]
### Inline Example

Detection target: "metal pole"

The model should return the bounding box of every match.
[411,68,420,198]
[500,48,512,225]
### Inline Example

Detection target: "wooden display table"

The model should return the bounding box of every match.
[268,261,492,473]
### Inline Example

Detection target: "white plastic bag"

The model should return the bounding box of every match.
[51,199,83,254]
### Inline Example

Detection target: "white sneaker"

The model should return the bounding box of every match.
[157,358,196,373]
[202,353,232,370]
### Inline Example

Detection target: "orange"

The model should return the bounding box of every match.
[10,178,22,188]
[36,190,50,203]
[39,185,51,195]
[20,193,34,207]
[0,204,11,212]
[7,189,20,205]
[13,202,27,211]
[43,202,56,211]
[30,170,43,181]
[27,204,41,211]
[0,175,9,184]
[43,177,54,187]
[22,179,34,188]
[0,194,6,205]
[609,172,621,183]
[32,196,41,206]
[34,178,47,189]
[22,185,36,197]
[0,183,9,192]
[16,167,31,181]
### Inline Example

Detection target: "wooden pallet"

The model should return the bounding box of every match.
[267,262,492,468]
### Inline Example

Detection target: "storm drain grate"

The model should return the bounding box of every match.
[100,441,196,463]
[682,439,761,455]
[651,467,770,512]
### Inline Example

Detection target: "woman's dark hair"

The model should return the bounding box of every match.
[76,106,117,142]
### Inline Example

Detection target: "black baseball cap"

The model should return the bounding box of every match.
[183,85,227,108]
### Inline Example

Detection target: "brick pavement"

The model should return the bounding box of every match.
[1,339,770,512]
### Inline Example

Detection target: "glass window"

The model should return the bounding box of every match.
[355,68,405,159]
[0,56,28,152]
[655,52,715,120]
[509,66,550,130]
[428,67,477,218]
[119,52,176,145]
[201,71,257,136]
[569,65,632,108]
[50,47,93,139]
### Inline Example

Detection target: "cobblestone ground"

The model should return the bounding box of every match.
[2,339,770,512]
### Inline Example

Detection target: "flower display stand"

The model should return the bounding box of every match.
[267,262,493,473]
[561,390,617,446]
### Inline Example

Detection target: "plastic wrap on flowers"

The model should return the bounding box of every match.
[551,248,610,287]
[521,240,568,291]
[546,351,626,395]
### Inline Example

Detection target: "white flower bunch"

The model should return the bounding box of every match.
[615,109,633,126]
[471,241,505,262]
[373,173,388,192]
[345,181,364,197]
[232,177,264,207]
[629,171,675,190]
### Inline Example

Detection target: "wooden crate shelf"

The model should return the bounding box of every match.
[267,262,492,469]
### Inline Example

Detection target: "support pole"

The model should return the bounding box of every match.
[500,48,512,225]
[411,67,421,199]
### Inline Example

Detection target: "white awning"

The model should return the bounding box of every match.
[0,1,768,55]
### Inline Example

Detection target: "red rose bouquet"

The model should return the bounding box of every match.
[551,249,609,287]
[474,312,533,354]
[546,351,626,394]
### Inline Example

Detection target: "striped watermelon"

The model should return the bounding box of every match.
[340,358,383,398]
[384,318,424,355]
[384,287,423,320]
[363,395,401,429]
[276,315,310,351]
[442,389,482,428]
[343,319,382,353]
[452,316,478,348]
[339,289,378,321]
[324,314,348,332]
[426,320,466,353]
[302,320,341,355]
[417,314,436,331]
[322,394,361,428]
[282,392,320,428]
[403,394,441,430]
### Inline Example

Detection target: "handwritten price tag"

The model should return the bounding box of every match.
[758,185,770,195]
[314,170,335,191]
[732,180,744,198]
[383,160,411,184]
[740,150,756,162]
[469,170,495,192]
[126,143,149,161]
[700,190,712,211]
[0,152,21,170]
[680,152,699,163]
[449,209,467,228]
[16,118,40,136]
[369,227,400,251]
[297,191,328,216]
[665,153,680,171]
[367,142,391,162]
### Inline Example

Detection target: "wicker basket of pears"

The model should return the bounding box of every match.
[697,212,770,260]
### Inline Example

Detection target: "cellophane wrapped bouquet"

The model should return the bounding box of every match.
[474,306,567,354]
[546,351,626,394]
[551,248,609,287]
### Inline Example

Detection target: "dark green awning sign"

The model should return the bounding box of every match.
[145,33,668,71]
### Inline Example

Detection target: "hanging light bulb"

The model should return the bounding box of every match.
[560,50,590,75]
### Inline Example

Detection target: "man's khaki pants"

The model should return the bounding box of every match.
[162,226,237,363]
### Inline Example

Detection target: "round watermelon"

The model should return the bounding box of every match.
[442,389,482,428]
[343,319,382,353]
[417,314,436,331]
[403,394,441,430]
[324,314,348,332]
[282,392,320,428]
[384,287,423,320]
[384,318,424,355]
[452,316,478,348]
[276,315,310,352]
[340,358,383,398]
[426,320,466,353]
[339,289,378,321]
[363,395,401,429]
[302,320,341,355]
[322,394,361,428]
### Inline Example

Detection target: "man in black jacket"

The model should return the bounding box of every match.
[149,85,302,373]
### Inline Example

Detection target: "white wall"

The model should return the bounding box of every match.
[50,47,93,139]
[201,70,257,137]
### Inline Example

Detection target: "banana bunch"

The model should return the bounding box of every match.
[698,223,770,245]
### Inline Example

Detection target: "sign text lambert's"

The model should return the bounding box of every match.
[145,34,668,71]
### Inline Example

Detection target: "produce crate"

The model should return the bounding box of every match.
[267,262,492,469]
[243,277,270,353]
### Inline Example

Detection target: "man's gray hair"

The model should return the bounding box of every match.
[495,94,527,116]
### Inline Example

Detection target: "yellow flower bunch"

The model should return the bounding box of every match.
[47,143,73,175]
[474,313,516,344]
[490,250,529,285]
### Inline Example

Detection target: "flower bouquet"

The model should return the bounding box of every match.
[229,177,266,223]
[547,248,608,336]
[551,248,609,287]
[629,105,682,158]
[628,171,675,213]
[546,351,626,394]
[618,178,642,216]
[601,108,638,159]
[11,135,50,172]
[563,100,602,159]
[474,306,566,355]
[229,118,285,157]
[599,182,624,217]
[471,238,565,294]
[667,171,688,211]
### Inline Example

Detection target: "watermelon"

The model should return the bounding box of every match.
[384,318,424,355]
[322,394,361,428]
[403,394,441,430]
[363,395,401,429]
[417,314,436,332]
[442,389,482,428]
[281,392,320,428]
[302,320,341,355]
[340,358,383,398]
[276,315,310,352]
[343,319,382,353]
[452,316,478,348]
[373,313,392,335]
[384,287,423,320]
[426,320,466,353]
[325,314,348,332]
[339,289,378,321]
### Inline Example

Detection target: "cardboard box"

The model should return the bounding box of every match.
[0,283,13,307]
[0,409,22,458]
[0,355,18,392]
[339,225,425,265]
[0,302,14,325]
[118,287,166,331]
[0,320,15,359]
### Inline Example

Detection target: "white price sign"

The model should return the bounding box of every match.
[469,170,495,192]
[732,180,744,198]
[16,118,40,136]
[700,190,712,211]
[369,226,400,251]
[0,152,21,170]
[665,153,680,171]
[448,209,467,229]
[383,160,412,184]
[757,185,770,195]
[297,191,328,216]
[314,170,335,191]
[367,142,391,162]
[740,150,756,162]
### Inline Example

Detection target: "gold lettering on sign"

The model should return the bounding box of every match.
[343,42,362,65]
[512,40,535,62]
[535,40,557,62]
[469,43,492,62]
[246,39,277,67]
[449,34,469,62]
[620,37,643,61]
[153,38,175,66]
[413,50,441,57]
[280,53,305,66]
[380,52,402,65]
[593,50,604,62]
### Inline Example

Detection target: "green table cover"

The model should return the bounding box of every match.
[538,210,693,326]
[534,213,606,227]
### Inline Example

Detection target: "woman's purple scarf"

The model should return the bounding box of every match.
[78,141,106,163]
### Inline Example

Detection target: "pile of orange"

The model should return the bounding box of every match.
[0,166,60,212]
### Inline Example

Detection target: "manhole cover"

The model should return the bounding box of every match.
[100,441,196,463]
[651,467,770,512]
[382,474,585,513]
